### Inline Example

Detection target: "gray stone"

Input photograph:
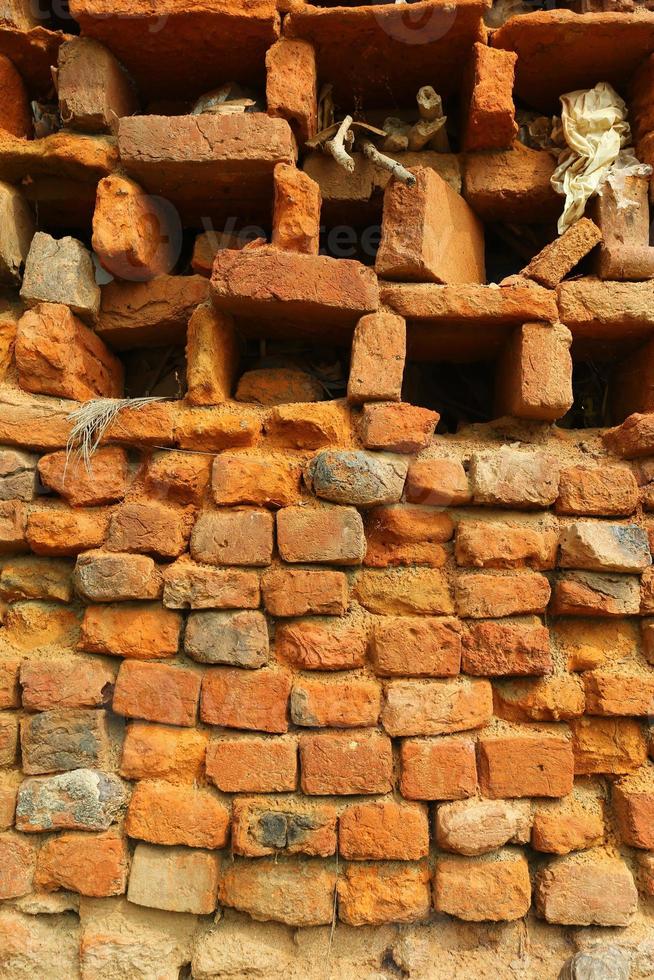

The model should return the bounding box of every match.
[305,450,407,507]
[0,447,38,502]
[0,182,35,285]
[184,610,269,668]
[560,522,651,573]
[559,947,631,980]
[15,769,128,832]
[20,232,101,324]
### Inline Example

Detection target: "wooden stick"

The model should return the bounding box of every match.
[360,140,416,187]
[326,115,355,173]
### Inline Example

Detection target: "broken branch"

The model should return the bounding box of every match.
[360,140,416,187]
[326,115,355,173]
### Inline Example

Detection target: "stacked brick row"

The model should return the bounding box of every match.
[1,0,654,977]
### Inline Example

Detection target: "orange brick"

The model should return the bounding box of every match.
[462,43,517,151]
[339,800,429,861]
[400,737,478,801]
[347,311,406,405]
[262,568,348,617]
[0,714,18,766]
[272,163,321,255]
[405,458,471,506]
[212,453,302,509]
[478,736,574,798]
[191,509,274,566]
[494,322,572,422]
[38,447,129,507]
[300,731,393,795]
[455,520,558,570]
[554,618,638,672]
[125,781,230,849]
[493,675,586,723]
[142,451,212,507]
[26,507,111,557]
[354,568,454,616]
[276,504,365,565]
[570,717,648,775]
[219,857,336,927]
[275,618,367,671]
[556,465,639,516]
[434,851,531,922]
[113,662,201,727]
[19,656,115,711]
[531,794,605,855]
[265,401,351,450]
[79,603,182,660]
[0,655,20,709]
[120,722,207,784]
[0,773,20,830]
[35,831,128,897]
[0,832,36,899]
[371,616,461,677]
[359,403,438,454]
[364,504,453,568]
[106,501,193,559]
[201,666,291,734]
[613,771,654,848]
[455,571,551,618]
[232,796,336,858]
[462,618,552,676]
[338,862,431,926]
[584,670,654,717]
[206,735,298,793]
[290,675,382,728]
[382,678,492,737]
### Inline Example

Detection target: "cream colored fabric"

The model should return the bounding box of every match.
[551,82,633,233]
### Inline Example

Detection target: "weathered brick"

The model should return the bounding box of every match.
[0,831,36,900]
[272,163,321,255]
[455,571,551,618]
[291,675,382,728]
[206,735,297,794]
[494,675,586,722]
[58,37,138,134]
[277,504,365,565]
[364,504,454,569]
[0,448,38,502]
[16,769,127,833]
[212,453,301,509]
[127,843,219,915]
[21,708,120,775]
[0,556,73,603]
[603,412,654,459]
[26,506,111,557]
[532,791,605,855]
[125,781,230,849]
[584,670,654,717]
[20,656,115,712]
[20,236,101,325]
[79,603,182,660]
[0,713,17,765]
[305,450,407,508]
[434,851,531,922]
[405,458,472,506]
[113,662,201,727]
[0,772,20,830]
[556,464,639,516]
[106,501,193,560]
[275,617,367,671]
[201,666,291,733]
[36,831,129,897]
[191,509,274,566]
[0,499,27,552]
[97,275,209,350]
[163,560,260,611]
[266,37,317,144]
[570,717,647,775]
[535,853,637,927]
[359,402,439,455]
[265,401,351,449]
[399,737,478,801]
[300,731,393,795]
[338,862,431,926]
[462,43,517,151]
[354,568,454,616]
[436,798,531,856]
[494,322,573,421]
[175,406,261,453]
[613,770,654,849]
[74,551,163,603]
[559,522,651,573]
[219,857,336,927]
[120,723,207,784]
[371,616,461,677]
[143,451,211,507]
[232,795,336,858]
[470,448,560,509]
[340,800,429,861]
[478,735,574,798]
[0,56,32,139]
[455,519,558,569]
[555,619,638,672]
[382,678,492,737]
[552,572,641,617]
[462,617,552,676]
[347,312,406,405]
[236,366,324,406]
[262,567,348,617]
[186,304,239,407]
[522,218,602,289]
[4,600,81,652]
[0,654,20,709]
[185,610,268,668]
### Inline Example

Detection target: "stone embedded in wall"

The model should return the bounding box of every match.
[20,233,101,324]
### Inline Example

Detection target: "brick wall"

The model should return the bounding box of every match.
[1,1,654,978]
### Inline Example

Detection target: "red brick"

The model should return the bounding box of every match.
[97,275,209,350]
[272,163,321,255]
[236,366,324,406]
[455,571,551,618]
[16,303,122,401]
[613,769,654,849]
[371,616,461,678]
[552,572,640,617]
[359,403,438,454]
[382,678,492,737]
[35,831,128,897]
[58,37,138,134]
[275,617,367,671]
[232,796,336,858]
[455,519,558,569]
[291,675,381,728]
[106,501,193,560]
[556,464,639,516]
[219,857,336,927]
[354,568,454,616]
[493,675,586,723]
[376,168,485,285]
[340,800,429,861]
[521,218,602,289]
[300,731,393,796]
[462,43,517,151]
[266,37,317,144]
[120,722,208,784]
[113,662,201,727]
[462,618,552,676]
[38,447,129,508]
[0,832,35,899]
[463,144,559,223]
[347,312,406,405]
[201,667,291,734]
[0,55,32,139]
[143,451,211,507]
[20,656,115,711]
[405,458,471,506]
[338,862,431,926]
[399,737,478,801]
[570,717,648,775]
[265,401,351,449]
[191,509,274,567]
[79,603,182,660]
[206,735,297,794]
[186,304,239,407]
[277,504,365,565]
[434,851,531,922]
[125,781,230,849]
[26,507,111,557]
[262,567,348,617]
[163,560,260,611]
[603,412,654,459]
[364,504,453,568]
[212,453,301,509]
[478,736,574,798]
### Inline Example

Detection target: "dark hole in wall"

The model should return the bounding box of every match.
[45,0,81,33]
[403,360,495,433]
[559,360,612,429]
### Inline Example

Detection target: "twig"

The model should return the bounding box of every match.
[408,116,447,151]
[326,115,355,173]
[65,397,167,475]
[360,140,416,187]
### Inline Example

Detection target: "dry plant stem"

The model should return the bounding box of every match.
[65,397,166,474]
[326,114,355,173]
[408,116,447,151]
[360,139,417,187]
